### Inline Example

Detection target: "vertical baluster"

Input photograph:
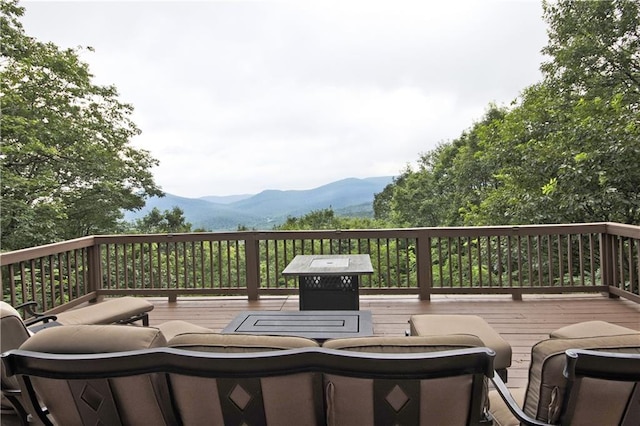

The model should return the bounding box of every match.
[467,236,473,288]
[476,237,483,288]
[29,259,37,304]
[578,234,585,286]
[536,235,543,287]
[487,236,493,288]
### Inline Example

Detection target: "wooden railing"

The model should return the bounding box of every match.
[2,223,639,310]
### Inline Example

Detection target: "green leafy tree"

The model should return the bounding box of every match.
[541,0,640,102]
[276,208,385,231]
[376,162,442,227]
[471,86,639,225]
[1,0,163,250]
[374,106,507,227]
[378,0,640,227]
[132,207,193,234]
[469,0,640,225]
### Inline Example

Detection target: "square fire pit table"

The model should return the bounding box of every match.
[222,310,373,342]
[282,254,374,310]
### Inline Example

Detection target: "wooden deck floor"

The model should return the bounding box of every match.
[145,293,640,389]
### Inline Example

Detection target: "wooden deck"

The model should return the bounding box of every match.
[145,293,640,389]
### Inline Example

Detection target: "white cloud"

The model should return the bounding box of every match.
[21,0,548,197]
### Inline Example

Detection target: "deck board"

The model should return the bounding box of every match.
[145,293,640,389]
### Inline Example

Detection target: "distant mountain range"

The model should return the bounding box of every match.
[124,176,394,230]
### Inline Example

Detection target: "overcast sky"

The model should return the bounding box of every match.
[21,0,548,197]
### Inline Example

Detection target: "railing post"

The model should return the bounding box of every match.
[599,231,615,297]
[245,233,260,301]
[87,242,103,297]
[416,231,432,301]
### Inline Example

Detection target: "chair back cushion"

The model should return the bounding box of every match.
[322,334,484,353]
[19,324,167,353]
[0,302,32,410]
[16,325,174,425]
[324,373,475,425]
[322,346,493,426]
[561,349,640,425]
[524,333,640,423]
[0,302,31,351]
[170,371,323,425]
[168,332,319,352]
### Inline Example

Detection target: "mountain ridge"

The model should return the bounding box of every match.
[124,176,394,230]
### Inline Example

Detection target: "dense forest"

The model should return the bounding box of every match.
[1,0,639,252]
[374,0,640,227]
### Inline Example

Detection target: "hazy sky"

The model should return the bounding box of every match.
[21,0,548,197]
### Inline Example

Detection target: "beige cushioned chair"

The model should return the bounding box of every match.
[489,322,640,425]
[559,348,640,425]
[322,335,493,425]
[0,302,33,421]
[9,325,174,426]
[409,314,512,380]
[1,298,154,422]
[166,334,321,425]
[4,342,495,426]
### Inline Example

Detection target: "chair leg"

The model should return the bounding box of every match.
[115,313,149,326]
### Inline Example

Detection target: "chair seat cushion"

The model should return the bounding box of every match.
[55,297,153,325]
[549,320,639,339]
[488,387,525,426]
[409,314,512,370]
[156,320,212,341]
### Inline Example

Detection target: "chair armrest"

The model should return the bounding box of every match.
[15,301,58,327]
[15,301,43,317]
[489,372,553,426]
[23,314,58,327]
[24,315,58,327]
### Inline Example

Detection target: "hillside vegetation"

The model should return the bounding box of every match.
[124,177,394,230]
[374,0,639,227]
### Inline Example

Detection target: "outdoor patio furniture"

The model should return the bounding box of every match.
[562,349,640,425]
[221,310,374,342]
[1,298,153,423]
[548,320,639,339]
[17,296,154,330]
[491,348,640,426]
[488,321,640,425]
[0,302,33,421]
[281,254,374,310]
[2,324,496,425]
[408,314,512,380]
[168,332,320,351]
[322,334,485,353]
[153,319,213,341]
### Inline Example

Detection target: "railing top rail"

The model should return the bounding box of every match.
[253,223,610,239]
[0,236,95,266]
[93,232,250,244]
[1,223,631,266]
[605,222,640,239]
